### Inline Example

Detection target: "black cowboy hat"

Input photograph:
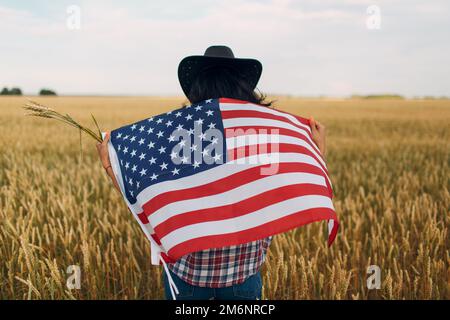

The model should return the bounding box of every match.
[178,45,263,98]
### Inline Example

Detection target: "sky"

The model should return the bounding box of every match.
[0,0,449,97]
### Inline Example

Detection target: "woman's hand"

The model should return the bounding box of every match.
[96,132,121,192]
[309,117,326,158]
[96,132,111,169]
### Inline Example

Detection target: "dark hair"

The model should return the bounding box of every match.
[186,66,273,107]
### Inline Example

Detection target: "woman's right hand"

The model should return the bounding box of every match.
[309,117,326,158]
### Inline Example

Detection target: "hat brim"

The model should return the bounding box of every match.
[178,55,262,98]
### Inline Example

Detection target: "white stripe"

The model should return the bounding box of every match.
[226,133,327,169]
[223,117,320,155]
[134,152,325,211]
[161,195,334,250]
[328,220,334,235]
[220,102,312,134]
[150,172,326,227]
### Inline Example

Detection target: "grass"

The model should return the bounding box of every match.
[0,96,448,299]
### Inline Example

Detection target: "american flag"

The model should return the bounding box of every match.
[107,98,338,264]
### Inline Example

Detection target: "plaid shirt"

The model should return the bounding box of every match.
[167,237,273,288]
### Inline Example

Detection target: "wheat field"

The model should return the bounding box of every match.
[0,96,448,300]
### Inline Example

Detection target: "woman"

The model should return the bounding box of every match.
[96,45,326,300]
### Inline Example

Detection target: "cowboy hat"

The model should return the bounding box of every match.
[178,45,263,98]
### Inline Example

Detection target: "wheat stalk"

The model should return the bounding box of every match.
[23,100,103,143]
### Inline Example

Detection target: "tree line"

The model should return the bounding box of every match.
[0,87,57,96]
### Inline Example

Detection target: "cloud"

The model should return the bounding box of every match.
[0,0,449,96]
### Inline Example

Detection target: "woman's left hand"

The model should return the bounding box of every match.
[309,117,327,158]
[96,132,111,169]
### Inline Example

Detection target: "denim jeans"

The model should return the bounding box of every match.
[163,269,262,300]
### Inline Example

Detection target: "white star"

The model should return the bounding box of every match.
[118,145,122,151]
[158,146,166,154]
[129,178,133,186]
[131,165,137,172]
[130,191,134,196]
[211,137,219,145]
[208,123,216,129]
[195,105,203,111]
[171,168,180,175]
[156,131,164,138]
[168,135,176,142]
[201,149,209,157]
[198,132,206,141]
[192,161,200,169]
[206,99,212,103]
[125,162,130,169]
[195,118,204,125]
[123,135,129,140]
[187,128,195,135]
[166,110,173,115]
[165,120,173,127]
[175,112,182,118]
[147,141,155,149]
[156,118,163,124]
[176,124,184,131]
[179,140,186,147]
[190,144,198,151]
[116,133,123,139]
[149,157,156,164]
[139,168,147,176]
[136,181,140,188]
[160,162,168,170]
[213,153,222,162]
[181,156,189,164]
[138,138,145,145]
[123,147,129,154]
[130,136,136,142]
[150,173,158,180]
[147,117,154,122]
[139,153,146,160]
[131,124,137,131]
[205,110,214,116]
[139,125,145,132]
[130,150,137,157]
[147,127,154,134]
[170,151,178,159]
[185,114,193,121]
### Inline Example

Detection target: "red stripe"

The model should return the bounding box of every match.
[167,207,337,260]
[328,221,339,247]
[138,212,149,224]
[219,99,311,128]
[227,142,329,178]
[227,141,332,193]
[160,252,175,263]
[225,129,316,159]
[155,183,331,238]
[141,162,328,220]
[289,114,310,127]
[225,125,323,162]
[151,233,162,245]
[222,109,314,142]
[226,126,303,138]
[219,98,250,104]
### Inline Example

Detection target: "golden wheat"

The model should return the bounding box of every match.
[0,96,449,299]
